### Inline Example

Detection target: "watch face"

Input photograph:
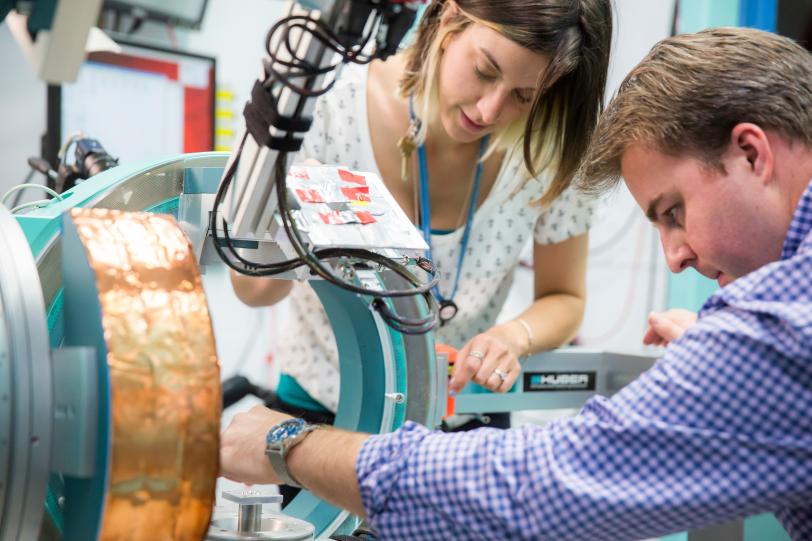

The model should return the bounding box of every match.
[267,418,305,444]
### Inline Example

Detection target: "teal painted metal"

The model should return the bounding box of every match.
[387,324,409,428]
[0,1,12,21]
[60,214,111,541]
[47,289,65,347]
[745,513,791,540]
[739,0,777,29]
[285,280,395,536]
[16,152,224,255]
[678,0,740,30]
[656,516,790,540]
[44,476,66,534]
[27,0,58,32]
[15,155,229,538]
[143,198,180,217]
[183,167,223,194]
[16,152,431,539]
[666,269,719,312]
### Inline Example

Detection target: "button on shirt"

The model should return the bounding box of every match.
[356,180,812,541]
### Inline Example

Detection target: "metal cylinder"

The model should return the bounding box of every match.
[237,504,262,533]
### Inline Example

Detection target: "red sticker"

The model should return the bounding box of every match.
[338,169,367,185]
[295,188,324,203]
[289,167,310,180]
[341,187,371,202]
[355,211,376,224]
[319,210,345,225]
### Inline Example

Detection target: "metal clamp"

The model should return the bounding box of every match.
[51,346,98,478]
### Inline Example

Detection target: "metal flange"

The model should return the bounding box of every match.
[0,205,52,541]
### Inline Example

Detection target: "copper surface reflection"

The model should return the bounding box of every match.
[71,208,220,541]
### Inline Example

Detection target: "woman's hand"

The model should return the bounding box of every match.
[449,332,522,394]
[642,309,697,347]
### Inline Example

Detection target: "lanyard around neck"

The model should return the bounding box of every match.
[416,130,489,309]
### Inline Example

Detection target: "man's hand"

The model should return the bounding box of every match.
[643,309,698,346]
[220,405,293,485]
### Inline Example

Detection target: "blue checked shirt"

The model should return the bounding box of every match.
[356,180,812,541]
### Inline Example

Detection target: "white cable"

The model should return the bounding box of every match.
[1,183,63,207]
[10,199,52,214]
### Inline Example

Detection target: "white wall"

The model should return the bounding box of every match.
[579,0,676,351]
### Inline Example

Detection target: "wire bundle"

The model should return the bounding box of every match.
[210,4,438,335]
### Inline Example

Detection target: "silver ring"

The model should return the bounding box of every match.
[493,368,509,382]
[468,350,485,361]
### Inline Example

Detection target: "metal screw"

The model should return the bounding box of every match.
[340,263,355,280]
[385,392,405,404]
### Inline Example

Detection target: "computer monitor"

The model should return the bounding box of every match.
[46,40,215,169]
[104,0,209,29]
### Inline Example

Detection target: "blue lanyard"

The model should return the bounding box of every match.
[416,133,488,306]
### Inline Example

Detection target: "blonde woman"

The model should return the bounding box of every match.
[231,0,612,473]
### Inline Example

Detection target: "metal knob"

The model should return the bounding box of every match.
[221,489,282,534]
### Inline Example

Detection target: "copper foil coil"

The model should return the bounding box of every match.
[71,208,221,541]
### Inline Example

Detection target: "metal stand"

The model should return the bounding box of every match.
[207,490,314,541]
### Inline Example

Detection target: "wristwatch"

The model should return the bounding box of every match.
[265,418,321,487]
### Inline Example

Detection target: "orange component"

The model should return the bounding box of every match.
[70,208,220,541]
[435,343,458,418]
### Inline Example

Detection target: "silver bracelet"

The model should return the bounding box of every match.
[514,318,533,362]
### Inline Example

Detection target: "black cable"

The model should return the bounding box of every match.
[274,155,436,297]
[263,12,380,97]
[272,154,439,331]
[209,8,439,334]
[209,134,436,292]
[208,133,305,276]
[210,143,438,331]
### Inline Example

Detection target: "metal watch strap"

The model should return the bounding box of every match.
[266,423,320,488]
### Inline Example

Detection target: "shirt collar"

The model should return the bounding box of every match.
[780,179,812,260]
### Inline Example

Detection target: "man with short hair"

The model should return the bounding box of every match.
[221,27,812,540]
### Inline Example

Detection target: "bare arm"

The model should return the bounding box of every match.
[219,405,368,515]
[513,231,588,349]
[229,270,294,307]
[287,426,368,515]
[450,233,588,393]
